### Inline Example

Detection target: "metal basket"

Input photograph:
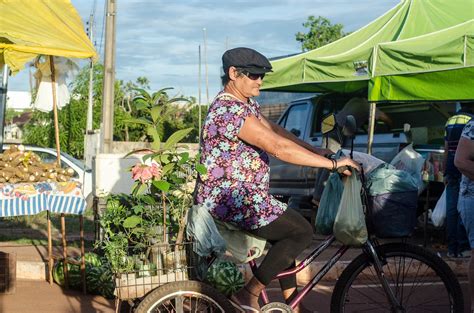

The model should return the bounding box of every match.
[113,240,196,300]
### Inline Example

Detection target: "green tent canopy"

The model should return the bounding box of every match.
[262,0,474,102]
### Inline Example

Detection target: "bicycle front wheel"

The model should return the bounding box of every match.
[331,242,464,313]
[135,280,235,313]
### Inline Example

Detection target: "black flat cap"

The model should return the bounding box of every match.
[222,47,273,74]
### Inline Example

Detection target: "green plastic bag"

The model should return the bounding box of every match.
[315,172,344,235]
[333,170,368,246]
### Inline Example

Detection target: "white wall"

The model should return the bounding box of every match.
[6,91,32,111]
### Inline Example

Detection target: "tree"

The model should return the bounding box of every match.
[4,108,22,125]
[24,64,104,157]
[295,16,345,51]
[181,103,208,143]
[23,64,200,159]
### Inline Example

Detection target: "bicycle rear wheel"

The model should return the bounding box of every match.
[135,280,235,313]
[331,242,464,313]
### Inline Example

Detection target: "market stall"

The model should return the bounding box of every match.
[261,0,474,245]
[0,179,88,291]
[0,0,97,291]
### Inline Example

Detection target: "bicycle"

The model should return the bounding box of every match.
[133,176,464,313]
[130,115,464,313]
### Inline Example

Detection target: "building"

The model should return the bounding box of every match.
[4,91,32,141]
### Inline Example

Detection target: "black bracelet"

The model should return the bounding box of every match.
[330,159,336,171]
[334,160,338,171]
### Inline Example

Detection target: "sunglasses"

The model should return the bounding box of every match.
[240,70,265,80]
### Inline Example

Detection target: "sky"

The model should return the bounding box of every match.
[8,0,399,102]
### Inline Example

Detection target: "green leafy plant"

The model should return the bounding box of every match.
[125,87,191,149]
[97,96,206,273]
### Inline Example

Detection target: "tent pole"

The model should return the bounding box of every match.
[0,65,9,151]
[367,102,377,155]
[49,56,61,166]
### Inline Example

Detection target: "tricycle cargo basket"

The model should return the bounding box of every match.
[113,241,196,300]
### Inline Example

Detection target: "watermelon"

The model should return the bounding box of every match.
[83,252,103,268]
[205,260,244,296]
[53,260,82,288]
[86,265,115,299]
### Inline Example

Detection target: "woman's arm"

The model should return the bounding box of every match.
[454,137,474,180]
[259,114,333,156]
[238,115,359,171]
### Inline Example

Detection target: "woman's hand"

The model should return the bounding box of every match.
[335,156,361,176]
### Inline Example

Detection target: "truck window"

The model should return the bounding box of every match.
[310,96,348,137]
[279,103,309,138]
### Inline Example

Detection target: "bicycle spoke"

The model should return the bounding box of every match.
[346,286,391,311]
[176,295,184,312]
[403,260,438,306]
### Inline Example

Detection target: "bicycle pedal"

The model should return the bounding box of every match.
[261,302,293,312]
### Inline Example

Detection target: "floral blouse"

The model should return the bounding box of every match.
[195,92,287,230]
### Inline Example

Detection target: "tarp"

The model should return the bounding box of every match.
[262,0,474,102]
[0,0,97,73]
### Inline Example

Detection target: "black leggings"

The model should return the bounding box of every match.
[247,208,313,289]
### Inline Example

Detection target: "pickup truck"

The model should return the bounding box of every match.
[268,93,452,218]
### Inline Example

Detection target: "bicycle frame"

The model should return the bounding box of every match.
[250,236,403,311]
[247,168,404,311]
[250,234,346,308]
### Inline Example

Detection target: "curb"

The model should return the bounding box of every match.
[17,261,47,280]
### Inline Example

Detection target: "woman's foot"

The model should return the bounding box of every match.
[231,276,265,312]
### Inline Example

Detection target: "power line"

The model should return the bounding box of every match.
[98,0,107,58]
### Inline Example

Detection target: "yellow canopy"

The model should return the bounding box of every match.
[0,0,97,73]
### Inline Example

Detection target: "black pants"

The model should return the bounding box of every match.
[248,208,313,289]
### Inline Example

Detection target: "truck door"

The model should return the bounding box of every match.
[269,101,311,196]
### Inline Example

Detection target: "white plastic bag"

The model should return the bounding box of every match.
[390,144,425,194]
[333,170,368,246]
[431,188,447,227]
[342,150,384,174]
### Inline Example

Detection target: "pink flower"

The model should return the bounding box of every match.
[131,163,151,184]
[131,162,162,184]
[150,163,162,180]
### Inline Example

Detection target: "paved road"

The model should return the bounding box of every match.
[1,278,469,313]
[265,280,471,313]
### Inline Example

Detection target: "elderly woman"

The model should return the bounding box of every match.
[195,47,359,312]
[454,119,474,310]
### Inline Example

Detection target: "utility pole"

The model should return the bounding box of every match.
[0,65,8,150]
[84,12,97,169]
[198,45,202,139]
[101,0,117,153]
[86,13,94,133]
[203,28,209,105]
